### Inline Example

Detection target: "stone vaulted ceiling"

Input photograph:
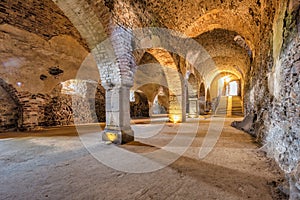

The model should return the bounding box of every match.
[0,0,272,92]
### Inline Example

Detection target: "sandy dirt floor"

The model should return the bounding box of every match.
[0,117,287,200]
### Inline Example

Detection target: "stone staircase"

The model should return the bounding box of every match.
[214,96,243,117]
[231,96,244,116]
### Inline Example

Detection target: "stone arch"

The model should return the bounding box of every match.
[185,9,257,55]
[193,29,250,89]
[206,67,243,88]
[134,83,169,116]
[146,49,184,122]
[54,1,139,144]
[52,0,136,89]
[0,78,21,132]
[133,52,170,116]
[191,55,244,88]
[134,27,218,123]
[210,72,239,99]
[52,0,110,50]
[194,29,250,77]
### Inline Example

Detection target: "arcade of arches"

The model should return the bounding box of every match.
[0,0,300,199]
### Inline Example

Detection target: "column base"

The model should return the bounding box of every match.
[102,128,134,144]
[188,113,199,118]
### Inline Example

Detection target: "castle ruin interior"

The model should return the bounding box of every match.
[0,0,300,199]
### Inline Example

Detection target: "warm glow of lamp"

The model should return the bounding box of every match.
[171,115,181,124]
[106,132,117,142]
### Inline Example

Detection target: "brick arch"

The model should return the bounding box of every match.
[212,57,246,80]
[195,38,249,78]
[53,0,137,89]
[193,29,250,86]
[147,49,178,70]
[52,0,110,50]
[196,56,243,87]
[185,9,256,56]
[146,49,184,122]
[210,71,240,100]
[207,68,243,87]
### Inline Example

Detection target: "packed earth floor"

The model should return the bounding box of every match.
[0,117,287,200]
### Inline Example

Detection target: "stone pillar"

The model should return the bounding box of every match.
[91,23,135,144]
[102,84,133,144]
[188,98,199,118]
[169,78,186,123]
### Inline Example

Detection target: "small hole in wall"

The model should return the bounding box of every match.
[257,0,261,7]
[40,74,47,80]
[48,66,64,76]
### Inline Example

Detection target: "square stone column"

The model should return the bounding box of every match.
[102,85,134,144]
[169,79,186,123]
[188,98,199,118]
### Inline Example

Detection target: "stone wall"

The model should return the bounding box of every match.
[240,1,300,197]
[0,0,100,131]
[242,0,277,140]
[43,83,106,127]
[263,4,300,198]
[43,95,73,127]
[0,78,106,131]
